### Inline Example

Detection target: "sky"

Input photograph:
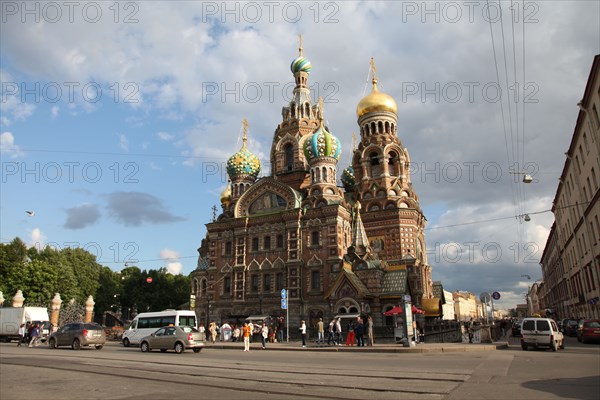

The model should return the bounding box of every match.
[1,1,598,311]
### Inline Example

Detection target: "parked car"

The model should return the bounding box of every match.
[48,322,106,350]
[564,320,579,337]
[559,318,571,333]
[140,325,204,354]
[577,319,600,343]
[520,317,564,351]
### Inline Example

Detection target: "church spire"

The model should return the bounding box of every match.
[352,201,371,256]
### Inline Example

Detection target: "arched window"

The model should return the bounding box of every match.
[378,121,384,133]
[305,103,310,118]
[388,151,399,176]
[290,103,296,118]
[385,121,390,133]
[284,143,294,171]
[370,152,380,178]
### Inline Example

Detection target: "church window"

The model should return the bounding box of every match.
[370,152,379,166]
[276,234,284,249]
[225,241,232,256]
[291,103,296,118]
[371,122,376,134]
[323,167,328,181]
[264,236,271,250]
[385,121,390,133]
[201,279,207,298]
[276,272,284,291]
[378,121,384,133]
[284,144,294,171]
[252,237,259,252]
[311,231,319,246]
[311,270,320,290]
[252,275,259,292]
[388,151,399,175]
[305,103,310,117]
[224,277,231,294]
[263,274,271,291]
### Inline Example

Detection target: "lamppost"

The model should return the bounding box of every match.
[402,252,417,347]
[205,294,212,327]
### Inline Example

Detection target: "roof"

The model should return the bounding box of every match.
[324,262,372,299]
[381,269,408,297]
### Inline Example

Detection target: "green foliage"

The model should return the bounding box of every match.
[1,237,192,322]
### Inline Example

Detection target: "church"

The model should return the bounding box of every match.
[191,39,437,330]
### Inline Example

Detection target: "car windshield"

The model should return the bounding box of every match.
[585,321,600,328]
[84,323,102,330]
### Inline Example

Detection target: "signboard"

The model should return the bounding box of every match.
[492,292,501,300]
[281,289,287,299]
[479,292,491,303]
[403,295,411,302]
[281,298,287,309]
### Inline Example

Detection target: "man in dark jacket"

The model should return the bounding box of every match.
[354,318,365,346]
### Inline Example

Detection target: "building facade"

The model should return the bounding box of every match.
[190,44,434,329]
[539,55,600,320]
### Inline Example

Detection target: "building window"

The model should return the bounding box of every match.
[224,277,231,294]
[252,237,259,252]
[276,272,284,290]
[225,241,232,256]
[311,270,320,291]
[264,236,271,250]
[311,231,319,246]
[263,274,271,292]
[277,234,284,249]
[252,275,259,292]
[284,144,294,171]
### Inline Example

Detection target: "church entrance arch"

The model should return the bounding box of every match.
[334,298,360,315]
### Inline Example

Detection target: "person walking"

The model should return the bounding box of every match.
[327,318,336,345]
[28,324,40,347]
[17,323,25,347]
[242,323,252,352]
[209,322,218,344]
[277,316,285,343]
[366,315,374,346]
[355,318,364,346]
[345,320,355,346]
[335,318,343,346]
[316,318,324,346]
[261,324,268,349]
[300,320,307,347]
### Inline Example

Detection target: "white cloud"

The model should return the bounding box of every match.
[119,134,129,151]
[51,106,60,118]
[160,248,182,275]
[28,227,45,249]
[0,132,23,157]
[157,131,174,141]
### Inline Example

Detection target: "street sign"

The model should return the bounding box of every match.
[281,289,287,299]
[480,292,491,303]
[281,298,288,309]
[492,291,501,300]
[403,295,411,302]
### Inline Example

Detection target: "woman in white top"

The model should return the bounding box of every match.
[300,320,307,347]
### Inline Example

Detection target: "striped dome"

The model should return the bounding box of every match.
[291,56,312,74]
[303,125,341,162]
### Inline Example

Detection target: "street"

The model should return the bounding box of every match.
[1,336,598,400]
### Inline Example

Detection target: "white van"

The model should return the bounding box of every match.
[122,310,197,347]
[520,317,564,351]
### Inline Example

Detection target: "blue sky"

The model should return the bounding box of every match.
[1,1,598,310]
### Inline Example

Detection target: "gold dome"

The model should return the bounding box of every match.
[356,79,398,118]
[220,181,232,205]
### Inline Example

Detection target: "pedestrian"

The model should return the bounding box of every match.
[327,318,336,345]
[345,320,355,346]
[28,324,40,347]
[209,322,218,344]
[355,318,364,347]
[261,324,269,349]
[277,316,285,343]
[366,315,374,346]
[468,318,474,343]
[248,321,254,343]
[335,318,343,345]
[242,322,252,352]
[198,322,206,341]
[17,323,25,347]
[316,318,324,346]
[300,320,307,347]
[233,325,241,342]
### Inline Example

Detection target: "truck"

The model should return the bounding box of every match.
[0,307,50,342]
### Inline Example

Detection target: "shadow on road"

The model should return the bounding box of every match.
[521,376,600,400]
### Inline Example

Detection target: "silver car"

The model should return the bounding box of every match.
[140,326,204,354]
[48,322,106,350]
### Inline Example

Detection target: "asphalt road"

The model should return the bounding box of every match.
[1,336,598,400]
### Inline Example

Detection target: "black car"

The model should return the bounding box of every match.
[564,320,579,337]
[511,321,521,337]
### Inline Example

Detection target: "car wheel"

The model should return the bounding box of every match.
[160,349,167,353]
[193,348,201,353]
[174,342,184,354]
[140,342,150,352]
[48,338,57,349]
[521,344,527,351]
[72,339,81,350]
[582,337,588,344]
[559,340,565,350]
[123,338,130,347]
[95,345,103,350]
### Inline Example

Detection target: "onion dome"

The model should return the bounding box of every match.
[290,34,312,74]
[303,124,341,162]
[356,58,397,118]
[220,181,232,205]
[226,120,261,181]
[291,56,312,74]
[341,166,355,191]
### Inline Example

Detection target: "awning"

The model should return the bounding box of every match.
[421,298,442,317]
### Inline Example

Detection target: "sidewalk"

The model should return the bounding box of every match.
[201,339,508,353]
